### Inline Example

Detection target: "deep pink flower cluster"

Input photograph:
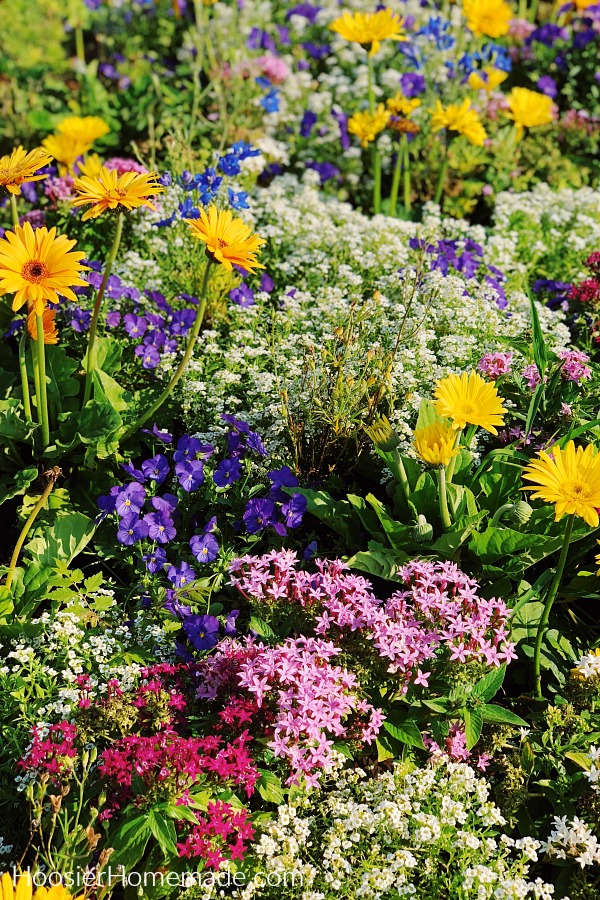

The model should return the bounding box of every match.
[231,554,516,695]
[424,724,492,772]
[99,728,258,799]
[20,721,78,779]
[477,351,513,380]
[557,348,592,382]
[176,801,255,868]
[237,635,384,787]
[522,363,542,390]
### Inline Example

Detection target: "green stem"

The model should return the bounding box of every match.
[75,26,86,66]
[36,313,50,450]
[83,212,124,406]
[5,477,56,591]
[366,55,375,114]
[402,136,411,213]
[533,513,574,699]
[389,141,402,218]
[527,0,539,21]
[392,449,411,499]
[18,331,32,422]
[121,261,214,443]
[434,149,449,206]
[373,147,382,215]
[437,466,452,531]
[445,429,463,483]
[10,193,19,228]
[490,503,512,528]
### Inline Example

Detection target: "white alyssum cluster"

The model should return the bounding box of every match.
[235,759,558,899]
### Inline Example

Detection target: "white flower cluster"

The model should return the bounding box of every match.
[541,815,600,869]
[235,759,557,899]
[570,650,600,681]
[585,746,600,793]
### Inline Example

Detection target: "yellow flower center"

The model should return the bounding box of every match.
[217,238,228,248]
[22,259,49,283]
[562,481,592,500]
[457,401,478,419]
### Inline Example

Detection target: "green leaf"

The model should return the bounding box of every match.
[529,291,547,377]
[0,468,38,506]
[415,398,441,431]
[521,741,534,776]
[525,382,544,440]
[480,704,528,727]
[565,751,592,771]
[289,488,361,548]
[463,708,483,750]
[109,815,152,868]
[382,713,425,750]
[0,398,33,441]
[92,368,132,413]
[248,616,277,642]
[147,810,178,860]
[256,770,285,805]
[26,513,96,567]
[472,665,506,703]
[347,542,409,581]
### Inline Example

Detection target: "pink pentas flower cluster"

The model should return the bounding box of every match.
[477,351,513,380]
[237,635,384,787]
[522,363,542,390]
[231,554,516,695]
[557,348,592,382]
[176,801,255,868]
[424,724,492,772]
[19,721,78,780]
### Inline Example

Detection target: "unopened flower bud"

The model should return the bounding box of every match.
[365,415,400,452]
[410,515,433,543]
[507,501,533,525]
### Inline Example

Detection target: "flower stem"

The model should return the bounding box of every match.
[75,26,86,66]
[389,142,402,218]
[434,145,449,206]
[373,147,382,215]
[402,136,411,213]
[121,261,214,443]
[18,331,32,422]
[10,194,19,228]
[36,313,50,450]
[445,429,463,483]
[5,473,59,591]
[533,513,574,699]
[437,466,452,531]
[83,212,124,406]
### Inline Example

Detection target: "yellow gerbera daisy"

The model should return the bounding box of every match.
[434,371,506,434]
[348,105,391,147]
[386,93,421,117]
[57,115,110,145]
[185,206,265,273]
[0,872,84,900]
[522,441,600,528]
[71,167,164,221]
[505,87,554,140]
[27,305,59,344]
[0,222,89,316]
[413,420,459,467]
[0,147,53,196]
[76,153,104,179]
[42,133,91,175]
[430,99,487,146]
[462,0,512,38]
[329,8,407,56]
[467,66,508,92]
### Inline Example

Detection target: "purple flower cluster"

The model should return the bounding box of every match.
[477,351,513,380]
[243,465,307,536]
[409,237,507,309]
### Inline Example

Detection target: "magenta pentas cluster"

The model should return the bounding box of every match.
[193,636,382,788]
[20,722,78,781]
[230,554,517,692]
[176,801,255,867]
[478,352,513,380]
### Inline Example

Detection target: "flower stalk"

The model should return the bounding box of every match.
[5,469,61,591]
[437,465,452,531]
[83,211,124,406]
[18,331,32,422]
[36,313,50,449]
[532,513,574,699]
[389,142,402,218]
[434,143,449,206]
[9,194,19,228]
[366,56,381,215]
[121,260,215,442]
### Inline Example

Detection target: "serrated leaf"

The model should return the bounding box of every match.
[256,770,285,805]
[472,665,506,703]
[383,714,425,750]
[481,704,528,727]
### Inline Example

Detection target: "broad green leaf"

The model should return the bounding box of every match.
[147,810,178,859]
[26,512,95,567]
[472,665,506,703]
[108,815,152,868]
[382,713,425,750]
[463,708,483,750]
[256,770,285,805]
[0,467,38,506]
[347,542,409,581]
[248,616,277,642]
[565,751,592,771]
[480,704,528,727]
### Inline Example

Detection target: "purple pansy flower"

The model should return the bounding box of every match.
[190,532,220,564]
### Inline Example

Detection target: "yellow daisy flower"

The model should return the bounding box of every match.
[27,305,59,344]
[0,147,53,196]
[0,872,84,900]
[462,0,512,38]
[434,371,506,434]
[413,420,459,467]
[348,105,391,147]
[185,205,265,273]
[505,87,554,139]
[76,153,104,179]
[71,167,164,221]
[522,441,600,528]
[0,222,89,316]
[57,115,110,145]
[42,133,91,175]
[387,93,421,117]
[467,66,508,92]
[329,8,407,56]
[430,99,487,146]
